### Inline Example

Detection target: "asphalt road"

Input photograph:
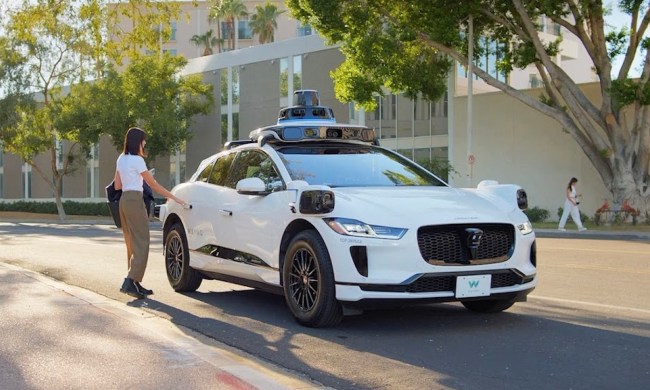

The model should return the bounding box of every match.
[0,221,648,390]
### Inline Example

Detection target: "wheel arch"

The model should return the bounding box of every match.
[163,213,183,242]
[279,218,319,286]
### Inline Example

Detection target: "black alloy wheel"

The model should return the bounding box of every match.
[165,222,202,292]
[283,230,342,327]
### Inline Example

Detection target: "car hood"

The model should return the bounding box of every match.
[329,186,516,226]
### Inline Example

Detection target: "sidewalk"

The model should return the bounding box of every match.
[0,262,329,390]
[534,228,650,241]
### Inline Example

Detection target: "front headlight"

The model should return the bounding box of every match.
[324,218,407,240]
[517,221,534,235]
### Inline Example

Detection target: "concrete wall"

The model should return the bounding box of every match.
[185,70,222,176]
[451,83,609,220]
[239,60,282,135]
[302,49,347,120]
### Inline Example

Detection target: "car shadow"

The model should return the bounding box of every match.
[141,286,650,390]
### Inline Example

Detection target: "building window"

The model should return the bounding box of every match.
[221,112,240,142]
[293,56,302,90]
[375,95,383,120]
[238,18,252,40]
[297,23,312,36]
[0,144,3,198]
[170,22,177,41]
[443,91,448,117]
[529,74,542,88]
[280,56,302,98]
[22,163,32,199]
[163,49,177,56]
[86,144,99,197]
[170,145,186,188]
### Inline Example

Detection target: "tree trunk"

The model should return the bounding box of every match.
[608,164,649,223]
[55,192,66,221]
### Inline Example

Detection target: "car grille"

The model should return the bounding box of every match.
[417,223,515,265]
[405,270,530,293]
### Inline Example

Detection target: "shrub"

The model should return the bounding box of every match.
[0,201,110,216]
[524,206,549,223]
[556,206,590,223]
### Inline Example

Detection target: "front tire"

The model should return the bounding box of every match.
[283,230,342,327]
[461,298,516,313]
[165,222,202,292]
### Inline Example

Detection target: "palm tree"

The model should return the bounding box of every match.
[249,2,284,44]
[208,0,248,51]
[190,29,221,56]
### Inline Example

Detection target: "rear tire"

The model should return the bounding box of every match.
[461,298,516,313]
[165,222,202,292]
[283,230,342,327]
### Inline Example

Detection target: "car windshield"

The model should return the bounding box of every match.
[276,144,446,187]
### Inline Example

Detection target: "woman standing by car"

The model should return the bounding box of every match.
[114,127,187,299]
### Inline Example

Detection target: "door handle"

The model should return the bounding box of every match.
[219,209,233,216]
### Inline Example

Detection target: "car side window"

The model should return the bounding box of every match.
[196,161,215,182]
[208,152,235,186]
[225,150,284,191]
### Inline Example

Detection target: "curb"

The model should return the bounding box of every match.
[0,261,329,390]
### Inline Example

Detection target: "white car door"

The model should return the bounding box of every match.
[215,149,290,285]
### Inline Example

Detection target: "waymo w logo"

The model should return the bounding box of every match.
[468,280,480,288]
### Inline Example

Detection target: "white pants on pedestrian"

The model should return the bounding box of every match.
[559,199,584,229]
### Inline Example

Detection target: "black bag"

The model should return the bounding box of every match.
[105,181,154,228]
[105,181,122,228]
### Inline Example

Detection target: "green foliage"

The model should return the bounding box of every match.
[524,206,550,223]
[286,0,567,106]
[56,54,214,162]
[191,29,221,56]
[250,2,284,44]
[610,78,650,107]
[104,0,185,65]
[557,207,590,223]
[208,0,248,51]
[416,158,457,183]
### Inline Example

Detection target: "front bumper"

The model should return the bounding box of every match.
[335,271,536,303]
[312,220,537,303]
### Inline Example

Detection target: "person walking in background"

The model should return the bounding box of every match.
[558,177,587,232]
[114,127,187,299]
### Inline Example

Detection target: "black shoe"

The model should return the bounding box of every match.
[135,281,153,295]
[120,278,145,299]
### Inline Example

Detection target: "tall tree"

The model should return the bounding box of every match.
[54,54,214,162]
[104,0,185,65]
[0,0,204,219]
[0,0,102,219]
[190,29,221,56]
[208,0,248,51]
[288,0,650,219]
[250,1,285,44]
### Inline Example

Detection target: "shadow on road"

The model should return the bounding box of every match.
[140,286,650,390]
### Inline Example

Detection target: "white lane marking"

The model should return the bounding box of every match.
[530,295,650,315]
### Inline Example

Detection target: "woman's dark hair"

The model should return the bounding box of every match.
[123,127,146,155]
[567,177,578,190]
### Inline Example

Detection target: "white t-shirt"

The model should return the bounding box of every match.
[117,153,147,192]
